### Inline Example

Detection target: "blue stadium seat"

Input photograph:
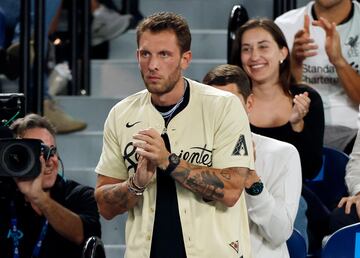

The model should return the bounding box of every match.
[322,222,360,258]
[305,146,349,210]
[303,147,350,255]
[287,229,307,258]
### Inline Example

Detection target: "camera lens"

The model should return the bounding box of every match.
[2,142,36,177]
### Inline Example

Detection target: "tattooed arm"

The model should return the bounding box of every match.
[95,175,140,219]
[133,128,250,207]
[171,161,249,207]
[95,156,156,219]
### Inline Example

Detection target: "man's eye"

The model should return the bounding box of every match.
[160,52,169,57]
[140,52,150,57]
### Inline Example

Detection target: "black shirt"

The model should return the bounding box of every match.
[251,84,324,180]
[150,81,190,258]
[0,175,101,258]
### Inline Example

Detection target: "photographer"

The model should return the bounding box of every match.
[0,114,101,258]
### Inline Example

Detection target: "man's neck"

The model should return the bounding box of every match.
[313,1,353,25]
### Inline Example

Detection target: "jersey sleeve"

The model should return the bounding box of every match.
[212,95,255,170]
[95,106,128,180]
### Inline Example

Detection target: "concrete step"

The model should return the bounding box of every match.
[104,245,125,258]
[54,97,108,168]
[109,29,227,60]
[54,96,119,131]
[57,133,103,168]
[100,215,127,245]
[63,168,98,188]
[131,0,244,29]
[131,0,273,29]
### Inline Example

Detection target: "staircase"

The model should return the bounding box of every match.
[54,0,274,257]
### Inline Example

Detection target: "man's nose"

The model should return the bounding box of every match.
[148,56,159,71]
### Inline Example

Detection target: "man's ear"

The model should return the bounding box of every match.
[181,50,192,70]
[246,93,254,113]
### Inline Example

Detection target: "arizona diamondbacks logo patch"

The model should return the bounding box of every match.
[229,240,239,253]
[232,134,248,156]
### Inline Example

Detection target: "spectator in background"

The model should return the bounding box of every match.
[48,0,142,61]
[230,18,325,249]
[203,64,302,258]
[329,129,360,233]
[0,113,101,258]
[275,0,360,154]
[0,0,87,134]
[91,0,133,46]
[49,0,134,47]
[230,18,324,183]
[120,0,144,27]
[0,5,20,84]
[0,1,29,81]
[95,12,255,258]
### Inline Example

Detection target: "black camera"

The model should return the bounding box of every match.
[0,93,48,179]
[0,138,42,179]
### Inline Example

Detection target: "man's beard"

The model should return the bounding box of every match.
[142,64,182,95]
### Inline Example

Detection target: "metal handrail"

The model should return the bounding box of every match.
[19,0,91,114]
[19,0,31,115]
[69,0,91,96]
[33,0,45,115]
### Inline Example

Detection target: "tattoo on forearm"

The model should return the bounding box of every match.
[171,168,191,183]
[220,171,231,180]
[172,168,225,200]
[187,172,224,199]
[102,184,129,209]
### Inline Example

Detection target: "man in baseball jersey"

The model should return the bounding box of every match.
[94,12,254,258]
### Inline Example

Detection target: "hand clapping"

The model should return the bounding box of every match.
[289,92,311,131]
[292,14,319,64]
[132,128,169,187]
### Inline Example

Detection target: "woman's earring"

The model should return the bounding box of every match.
[280,59,284,64]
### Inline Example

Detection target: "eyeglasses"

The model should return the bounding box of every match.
[41,143,57,161]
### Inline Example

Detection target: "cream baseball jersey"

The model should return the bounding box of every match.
[96,78,255,258]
